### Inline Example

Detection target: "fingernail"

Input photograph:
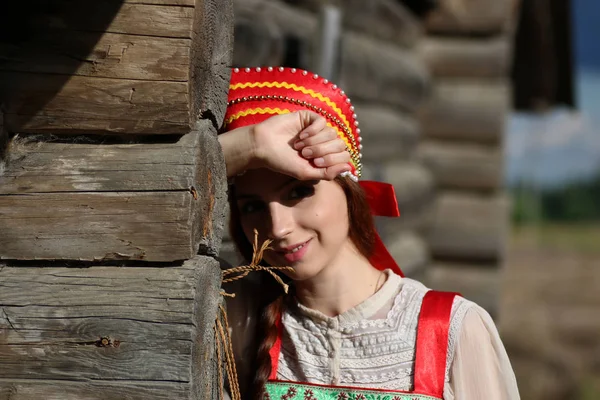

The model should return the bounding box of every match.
[299,132,309,140]
[314,157,324,166]
[294,141,304,149]
[302,148,313,157]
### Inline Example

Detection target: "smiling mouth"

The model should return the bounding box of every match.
[287,242,307,253]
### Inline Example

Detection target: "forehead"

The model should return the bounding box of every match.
[234,169,296,197]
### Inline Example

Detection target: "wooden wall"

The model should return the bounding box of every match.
[417,0,517,316]
[0,0,234,398]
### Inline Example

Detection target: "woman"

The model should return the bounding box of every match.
[218,66,520,399]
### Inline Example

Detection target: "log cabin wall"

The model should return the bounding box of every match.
[0,1,233,398]
[417,0,518,316]
[221,0,434,280]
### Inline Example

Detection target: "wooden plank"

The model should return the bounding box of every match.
[425,0,516,35]
[419,80,510,143]
[0,32,190,81]
[0,257,222,398]
[2,72,190,134]
[417,140,503,191]
[0,133,201,194]
[16,2,194,38]
[354,104,420,161]
[0,123,227,261]
[0,380,189,400]
[189,0,234,128]
[285,0,421,47]
[0,192,195,261]
[427,192,509,261]
[427,262,500,316]
[418,36,512,78]
[340,32,429,112]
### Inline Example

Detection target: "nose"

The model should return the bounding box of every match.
[266,202,294,240]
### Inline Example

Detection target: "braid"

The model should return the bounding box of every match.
[252,294,285,399]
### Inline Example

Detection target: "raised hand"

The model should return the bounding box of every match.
[220,111,352,180]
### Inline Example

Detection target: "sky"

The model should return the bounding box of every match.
[505,0,600,188]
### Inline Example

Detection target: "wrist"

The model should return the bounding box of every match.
[248,122,266,170]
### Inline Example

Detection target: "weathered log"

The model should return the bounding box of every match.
[363,161,436,235]
[0,257,223,399]
[417,140,503,191]
[285,0,422,47]
[0,0,232,135]
[340,33,430,111]
[418,36,512,78]
[0,122,227,261]
[354,104,420,161]
[231,0,429,111]
[383,231,430,278]
[425,0,516,35]
[427,192,508,262]
[419,79,510,143]
[190,0,234,129]
[426,262,500,316]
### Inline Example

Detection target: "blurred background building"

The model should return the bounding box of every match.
[220,0,599,399]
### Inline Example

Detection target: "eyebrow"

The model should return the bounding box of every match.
[235,177,298,200]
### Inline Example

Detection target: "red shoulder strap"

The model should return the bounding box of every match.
[413,290,459,398]
[268,313,283,380]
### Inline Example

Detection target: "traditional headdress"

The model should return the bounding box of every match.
[224,66,404,277]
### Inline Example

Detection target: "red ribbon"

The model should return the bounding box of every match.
[358,181,404,277]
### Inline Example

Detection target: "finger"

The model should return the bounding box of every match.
[296,114,328,141]
[294,126,338,149]
[324,164,353,181]
[301,138,347,158]
[312,151,352,168]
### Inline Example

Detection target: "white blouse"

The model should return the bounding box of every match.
[226,271,520,399]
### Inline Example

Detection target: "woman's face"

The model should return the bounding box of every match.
[234,168,351,281]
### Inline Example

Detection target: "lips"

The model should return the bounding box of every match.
[275,239,312,263]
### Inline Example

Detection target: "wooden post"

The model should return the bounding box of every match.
[0,0,234,398]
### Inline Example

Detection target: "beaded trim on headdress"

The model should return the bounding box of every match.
[224,66,363,181]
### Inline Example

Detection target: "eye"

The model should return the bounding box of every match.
[288,184,315,201]
[239,200,264,215]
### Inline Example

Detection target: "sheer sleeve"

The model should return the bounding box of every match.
[443,304,520,400]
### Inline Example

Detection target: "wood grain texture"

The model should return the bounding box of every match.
[427,262,500,316]
[0,126,227,261]
[189,0,234,128]
[0,257,223,398]
[425,0,516,35]
[419,79,510,143]
[427,192,509,262]
[417,140,503,191]
[354,104,420,161]
[418,36,512,78]
[0,191,195,261]
[18,2,194,38]
[0,32,191,81]
[0,380,189,400]
[1,132,202,194]
[2,72,190,134]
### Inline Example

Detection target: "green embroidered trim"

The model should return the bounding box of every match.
[264,382,441,400]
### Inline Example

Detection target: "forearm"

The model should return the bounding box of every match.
[218,125,260,178]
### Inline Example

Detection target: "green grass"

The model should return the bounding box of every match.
[512,223,600,254]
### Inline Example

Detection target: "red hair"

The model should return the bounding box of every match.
[228,176,377,398]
